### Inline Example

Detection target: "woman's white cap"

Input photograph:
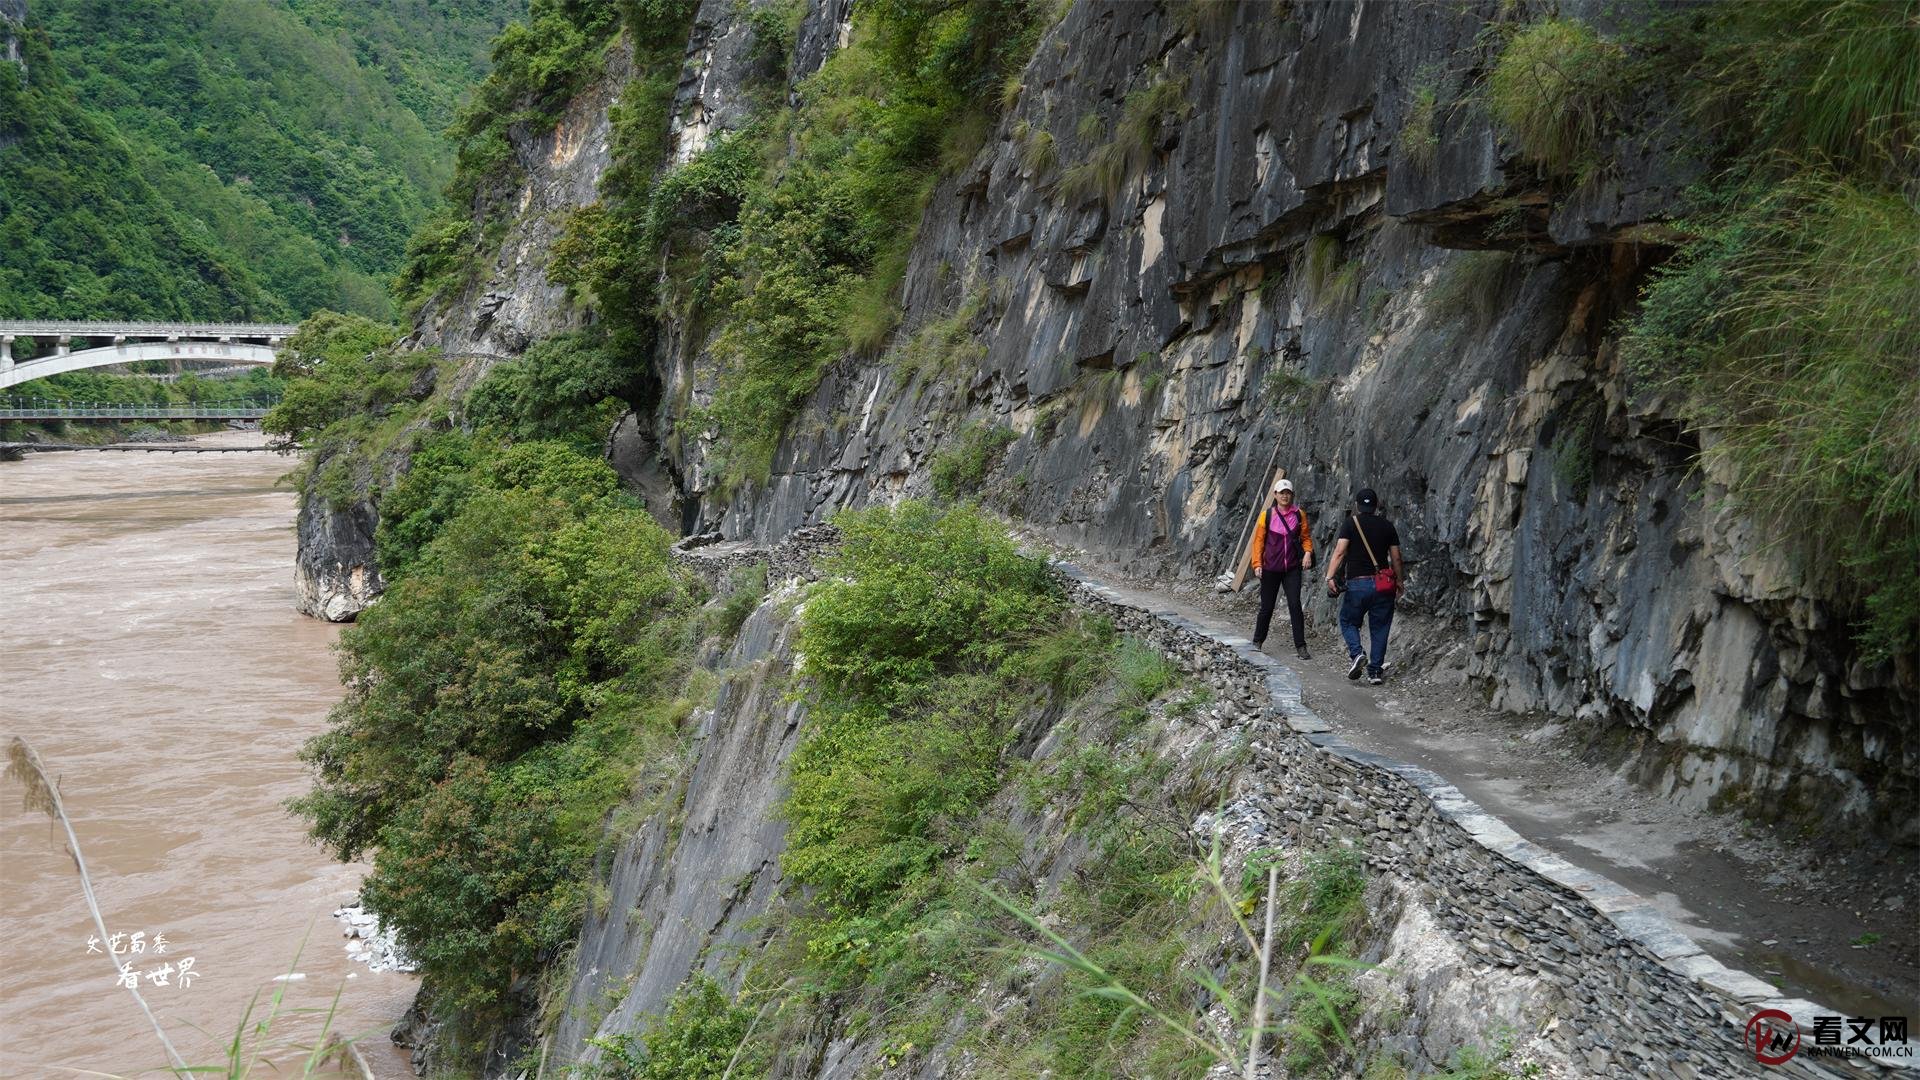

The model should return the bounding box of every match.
[1272,478,1294,494]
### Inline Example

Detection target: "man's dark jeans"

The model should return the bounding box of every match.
[1339,576,1394,670]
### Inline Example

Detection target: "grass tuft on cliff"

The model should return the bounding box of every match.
[1486,17,1627,177]
[1616,0,1920,661]
[1624,176,1920,659]
[1679,0,1920,183]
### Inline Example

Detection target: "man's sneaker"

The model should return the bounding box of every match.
[1347,653,1366,680]
[1366,668,1384,685]
[1295,645,1311,661]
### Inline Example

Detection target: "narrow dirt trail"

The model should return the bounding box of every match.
[1021,541,1918,1019]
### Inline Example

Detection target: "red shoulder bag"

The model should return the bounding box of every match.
[1351,514,1396,596]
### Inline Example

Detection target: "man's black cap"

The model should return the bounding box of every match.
[1355,488,1378,509]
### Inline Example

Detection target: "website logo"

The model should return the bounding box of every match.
[1746,1009,1913,1067]
[1747,1009,1801,1065]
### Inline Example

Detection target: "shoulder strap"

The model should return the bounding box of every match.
[1351,513,1382,567]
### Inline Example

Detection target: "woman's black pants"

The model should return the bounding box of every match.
[1253,567,1305,648]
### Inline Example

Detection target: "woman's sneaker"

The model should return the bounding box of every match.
[1347,653,1367,680]
[1295,645,1311,661]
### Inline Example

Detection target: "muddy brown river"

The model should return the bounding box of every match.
[0,431,417,1078]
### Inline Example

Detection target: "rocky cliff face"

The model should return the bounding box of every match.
[293,487,381,621]
[409,40,632,359]
[301,2,1912,827]
[280,2,1920,1071]
[2,0,26,72]
[554,575,804,1069]
[632,0,1914,836]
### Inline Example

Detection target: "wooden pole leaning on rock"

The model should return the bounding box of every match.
[1230,442,1290,591]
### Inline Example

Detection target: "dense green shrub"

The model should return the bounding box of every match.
[390,213,481,315]
[270,311,402,380]
[783,669,1034,915]
[371,430,480,581]
[464,332,635,447]
[275,337,714,1038]
[637,502,1233,1077]
[293,448,697,1017]
[261,314,421,444]
[587,977,763,1079]
[700,164,867,481]
[798,501,1061,708]
[781,503,1077,936]
[550,122,754,326]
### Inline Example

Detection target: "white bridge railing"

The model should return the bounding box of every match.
[0,321,302,338]
[0,403,274,420]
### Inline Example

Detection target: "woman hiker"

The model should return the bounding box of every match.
[1248,477,1314,660]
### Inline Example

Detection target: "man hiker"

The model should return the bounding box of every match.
[1248,478,1313,659]
[1324,487,1402,685]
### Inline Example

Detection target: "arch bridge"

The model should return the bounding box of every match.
[0,321,300,391]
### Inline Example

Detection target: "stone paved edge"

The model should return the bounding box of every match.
[675,537,1908,1076]
[1048,558,1911,1078]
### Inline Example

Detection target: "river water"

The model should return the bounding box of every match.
[0,431,417,1079]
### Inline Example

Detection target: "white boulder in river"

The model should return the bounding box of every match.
[332,902,416,974]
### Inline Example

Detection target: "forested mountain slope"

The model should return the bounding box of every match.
[0,0,520,321]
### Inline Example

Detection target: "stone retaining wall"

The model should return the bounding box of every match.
[670,525,837,590]
[1055,562,1907,1078]
[673,530,1906,1077]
